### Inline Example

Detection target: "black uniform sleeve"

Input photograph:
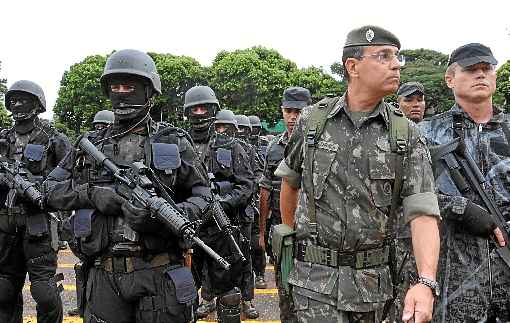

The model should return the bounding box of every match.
[170,135,212,222]
[44,147,93,211]
[222,142,254,211]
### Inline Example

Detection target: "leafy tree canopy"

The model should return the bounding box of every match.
[0,61,12,128]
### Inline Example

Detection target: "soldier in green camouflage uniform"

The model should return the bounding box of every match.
[276,25,441,323]
[259,86,311,323]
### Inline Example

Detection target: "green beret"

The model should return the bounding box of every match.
[344,25,401,49]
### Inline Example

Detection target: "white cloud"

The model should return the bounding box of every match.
[1,0,508,120]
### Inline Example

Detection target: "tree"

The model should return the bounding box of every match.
[289,66,345,102]
[209,46,342,124]
[495,60,510,109]
[54,55,109,137]
[0,61,12,128]
[330,61,345,80]
[148,53,208,126]
[209,46,297,123]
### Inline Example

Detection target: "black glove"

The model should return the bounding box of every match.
[459,201,497,238]
[122,202,160,233]
[89,186,126,216]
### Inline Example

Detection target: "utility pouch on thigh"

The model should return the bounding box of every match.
[272,223,295,292]
[26,213,49,239]
[166,266,198,322]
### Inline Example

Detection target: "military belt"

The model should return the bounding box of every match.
[96,253,171,274]
[295,243,389,269]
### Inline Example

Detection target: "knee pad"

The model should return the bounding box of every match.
[0,277,17,303]
[216,288,241,323]
[30,278,62,312]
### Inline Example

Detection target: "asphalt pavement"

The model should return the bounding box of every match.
[22,249,282,323]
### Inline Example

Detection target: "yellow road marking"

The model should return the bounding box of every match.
[57,263,275,271]
[59,263,75,269]
[24,318,281,323]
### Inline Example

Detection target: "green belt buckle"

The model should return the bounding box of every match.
[355,246,389,269]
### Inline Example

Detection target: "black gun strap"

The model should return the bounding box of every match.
[452,111,465,140]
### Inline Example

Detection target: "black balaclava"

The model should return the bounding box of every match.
[249,126,261,145]
[7,92,39,134]
[108,75,152,130]
[237,125,250,141]
[189,104,216,143]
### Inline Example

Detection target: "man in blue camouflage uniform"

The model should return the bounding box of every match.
[419,43,510,323]
[276,25,441,323]
[259,86,311,323]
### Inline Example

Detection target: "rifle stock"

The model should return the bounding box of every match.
[430,138,510,267]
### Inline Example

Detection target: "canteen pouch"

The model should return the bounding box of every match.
[272,223,295,292]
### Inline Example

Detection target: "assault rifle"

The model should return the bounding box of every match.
[209,176,247,263]
[0,159,44,209]
[78,137,231,270]
[430,138,510,268]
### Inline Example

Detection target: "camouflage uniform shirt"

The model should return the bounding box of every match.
[419,104,510,322]
[276,94,440,312]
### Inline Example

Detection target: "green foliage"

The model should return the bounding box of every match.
[54,55,109,136]
[148,53,208,127]
[289,66,345,101]
[0,61,12,128]
[330,61,345,80]
[398,49,454,114]
[495,60,510,109]
[209,46,342,124]
[209,47,297,123]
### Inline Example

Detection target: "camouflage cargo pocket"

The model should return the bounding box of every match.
[310,141,338,199]
[368,153,395,207]
[288,261,338,306]
[353,266,393,303]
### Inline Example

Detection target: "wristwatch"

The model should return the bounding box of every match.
[418,276,440,297]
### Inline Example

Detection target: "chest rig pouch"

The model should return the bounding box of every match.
[151,143,181,174]
[216,148,232,169]
[23,144,47,175]
[18,144,48,238]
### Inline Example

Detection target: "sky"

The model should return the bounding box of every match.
[1,0,509,120]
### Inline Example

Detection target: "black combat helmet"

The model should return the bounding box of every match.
[214,109,238,139]
[248,115,262,128]
[93,110,115,125]
[100,49,161,96]
[235,114,251,140]
[248,115,262,138]
[183,85,220,117]
[215,110,237,127]
[5,80,46,113]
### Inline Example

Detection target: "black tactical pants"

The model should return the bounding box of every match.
[193,225,246,298]
[0,213,63,323]
[239,222,254,301]
[250,212,266,277]
[250,232,266,276]
[85,263,194,323]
